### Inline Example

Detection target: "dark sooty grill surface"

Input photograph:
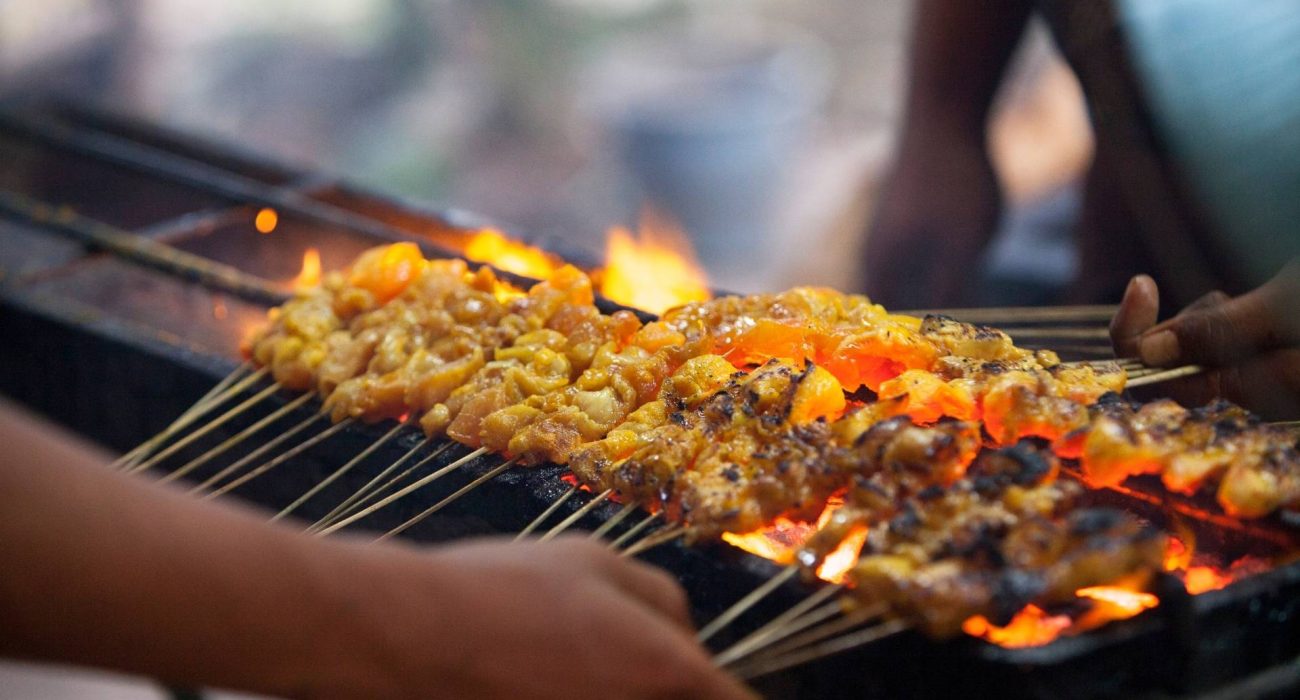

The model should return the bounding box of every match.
[3,105,1300,699]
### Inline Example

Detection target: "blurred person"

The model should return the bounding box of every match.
[864,0,1300,311]
[0,398,754,700]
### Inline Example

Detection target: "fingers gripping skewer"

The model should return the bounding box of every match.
[272,419,409,522]
[308,438,436,532]
[618,524,685,558]
[129,382,281,474]
[697,565,799,643]
[315,447,490,536]
[111,362,255,470]
[204,418,355,498]
[160,392,315,485]
[185,412,322,494]
[713,584,844,666]
[514,485,579,541]
[375,458,519,541]
[731,618,909,682]
[607,512,661,550]
[537,489,614,542]
[589,500,640,540]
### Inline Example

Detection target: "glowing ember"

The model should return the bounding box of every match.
[598,209,711,314]
[1163,535,1236,594]
[292,248,322,290]
[1074,586,1159,617]
[464,228,563,280]
[254,207,278,234]
[816,525,868,583]
[962,606,1073,648]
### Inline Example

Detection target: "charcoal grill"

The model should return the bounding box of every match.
[2,103,1300,699]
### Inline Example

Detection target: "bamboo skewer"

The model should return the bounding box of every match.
[734,603,890,671]
[608,512,661,550]
[322,441,461,529]
[537,489,615,542]
[897,304,1117,324]
[272,420,409,522]
[308,438,435,532]
[315,447,490,536]
[713,584,844,666]
[619,525,685,557]
[1126,365,1205,388]
[204,418,354,498]
[514,486,580,541]
[129,382,281,474]
[731,618,909,681]
[697,565,799,643]
[111,362,255,470]
[159,392,315,485]
[186,412,323,494]
[375,458,518,541]
[589,501,641,540]
[1003,327,1112,340]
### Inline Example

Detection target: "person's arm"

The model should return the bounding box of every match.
[0,399,753,699]
[1110,260,1300,419]
[863,0,1034,307]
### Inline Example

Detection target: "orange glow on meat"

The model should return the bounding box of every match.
[348,243,426,304]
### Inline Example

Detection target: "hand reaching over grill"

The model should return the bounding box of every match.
[355,537,756,700]
[0,399,752,700]
[1110,261,1300,419]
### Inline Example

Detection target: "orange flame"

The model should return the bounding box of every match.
[816,525,869,584]
[962,606,1073,648]
[1074,585,1159,616]
[598,209,711,314]
[293,248,322,290]
[255,207,278,234]
[464,228,564,280]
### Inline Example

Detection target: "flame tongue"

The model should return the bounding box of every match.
[599,209,711,314]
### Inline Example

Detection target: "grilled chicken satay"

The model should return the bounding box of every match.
[570,358,848,540]
[797,416,983,567]
[844,444,1165,638]
[244,243,429,391]
[1059,397,1300,518]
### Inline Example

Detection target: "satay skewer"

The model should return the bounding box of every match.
[316,441,460,529]
[375,458,519,541]
[618,525,685,557]
[514,486,580,541]
[272,419,410,522]
[1125,364,1205,388]
[589,500,641,540]
[159,392,315,485]
[730,618,910,682]
[186,412,324,494]
[712,584,845,666]
[697,565,800,643]
[204,418,355,498]
[537,489,614,542]
[111,362,257,470]
[897,304,1118,324]
[308,438,434,532]
[608,512,661,550]
[314,447,490,536]
[129,382,282,474]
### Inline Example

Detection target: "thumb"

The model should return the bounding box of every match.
[1138,263,1300,367]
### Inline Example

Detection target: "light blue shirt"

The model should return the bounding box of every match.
[1119,0,1300,286]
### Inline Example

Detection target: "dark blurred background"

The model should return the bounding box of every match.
[0,0,1089,294]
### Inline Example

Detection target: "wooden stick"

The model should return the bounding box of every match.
[896,304,1117,324]
[1043,344,1123,356]
[713,584,844,666]
[697,565,799,643]
[375,459,518,541]
[272,419,408,522]
[159,392,314,485]
[1126,365,1205,388]
[129,382,281,474]
[608,512,661,550]
[742,603,888,666]
[308,438,435,531]
[186,412,322,494]
[1003,327,1112,340]
[203,418,354,498]
[731,618,909,681]
[514,486,579,541]
[589,500,641,540]
[315,447,489,536]
[537,489,614,542]
[619,525,685,558]
[111,362,254,470]
[322,441,461,528]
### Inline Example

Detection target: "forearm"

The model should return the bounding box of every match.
[900,0,1034,142]
[0,399,391,697]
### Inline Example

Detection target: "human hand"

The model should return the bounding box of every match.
[862,135,1002,308]
[1110,261,1300,418]
[329,536,755,700]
